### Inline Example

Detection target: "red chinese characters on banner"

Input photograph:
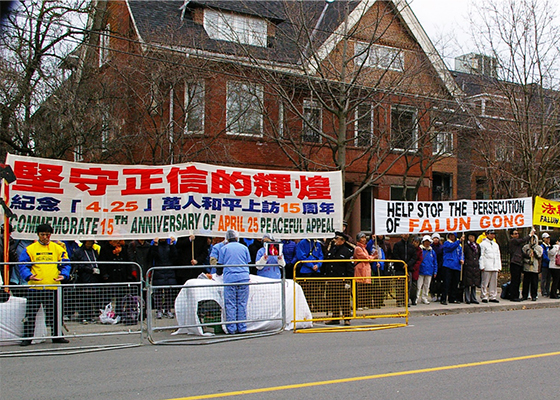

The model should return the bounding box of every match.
[70,167,119,195]
[253,173,292,198]
[167,166,208,194]
[296,176,331,200]
[541,202,560,215]
[11,161,64,194]
[211,170,252,196]
[121,168,165,195]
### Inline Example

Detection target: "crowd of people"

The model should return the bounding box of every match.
[2,222,560,343]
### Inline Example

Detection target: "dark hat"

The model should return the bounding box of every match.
[486,229,496,234]
[334,231,348,241]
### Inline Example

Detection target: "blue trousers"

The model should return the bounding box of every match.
[224,283,249,334]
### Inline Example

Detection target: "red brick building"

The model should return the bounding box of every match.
[74,0,464,237]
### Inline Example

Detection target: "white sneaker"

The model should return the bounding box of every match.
[165,311,175,319]
[421,299,430,304]
[156,310,163,319]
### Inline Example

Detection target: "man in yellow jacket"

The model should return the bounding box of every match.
[19,223,71,346]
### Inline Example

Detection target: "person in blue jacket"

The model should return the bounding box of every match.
[295,238,324,312]
[441,232,464,305]
[417,235,438,304]
[281,239,297,279]
[255,233,285,280]
[218,229,251,334]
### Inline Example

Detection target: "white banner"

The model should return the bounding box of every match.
[374,198,533,235]
[4,154,343,240]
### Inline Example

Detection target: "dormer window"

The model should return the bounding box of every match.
[204,9,267,47]
[355,42,404,72]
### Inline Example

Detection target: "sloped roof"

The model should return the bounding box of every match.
[125,0,462,98]
[127,0,361,65]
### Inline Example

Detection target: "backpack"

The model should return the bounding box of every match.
[121,294,142,325]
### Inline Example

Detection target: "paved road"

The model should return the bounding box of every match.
[2,304,560,400]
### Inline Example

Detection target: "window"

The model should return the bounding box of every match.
[360,187,373,232]
[355,42,404,72]
[390,186,417,201]
[495,142,514,161]
[74,145,83,162]
[355,104,373,147]
[101,111,111,152]
[99,24,110,67]
[433,131,453,155]
[226,81,263,136]
[391,105,417,151]
[278,100,284,138]
[302,99,322,143]
[204,9,267,47]
[184,81,205,134]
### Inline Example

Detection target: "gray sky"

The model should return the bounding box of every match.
[408,0,474,68]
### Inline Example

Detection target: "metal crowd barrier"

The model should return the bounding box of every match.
[0,261,143,357]
[146,265,286,344]
[292,259,409,333]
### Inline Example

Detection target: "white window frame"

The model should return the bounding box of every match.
[99,24,110,67]
[302,99,322,143]
[184,80,205,135]
[226,81,263,137]
[432,131,454,155]
[355,103,374,147]
[204,9,267,47]
[390,105,418,152]
[278,100,284,138]
[355,42,404,72]
[74,144,83,162]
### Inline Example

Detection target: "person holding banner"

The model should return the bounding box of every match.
[462,233,481,304]
[521,234,542,301]
[392,234,417,307]
[479,229,501,303]
[295,238,324,312]
[441,232,464,305]
[508,228,534,302]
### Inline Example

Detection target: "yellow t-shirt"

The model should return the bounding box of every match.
[24,241,68,289]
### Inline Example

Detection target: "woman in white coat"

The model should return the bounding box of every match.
[479,229,501,303]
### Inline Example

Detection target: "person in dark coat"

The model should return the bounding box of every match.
[323,232,355,326]
[174,235,210,284]
[391,234,417,307]
[430,233,444,301]
[462,233,481,304]
[509,228,535,301]
[148,237,178,319]
[98,240,131,317]
[127,239,151,282]
[72,240,102,321]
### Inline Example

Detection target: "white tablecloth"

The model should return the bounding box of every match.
[173,275,313,336]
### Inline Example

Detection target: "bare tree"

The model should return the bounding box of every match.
[0,0,91,159]
[469,0,560,199]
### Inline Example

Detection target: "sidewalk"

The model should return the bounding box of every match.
[408,293,560,317]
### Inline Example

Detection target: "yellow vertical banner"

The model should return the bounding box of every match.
[533,196,560,227]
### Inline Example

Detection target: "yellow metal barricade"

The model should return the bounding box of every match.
[292,259,408,333]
